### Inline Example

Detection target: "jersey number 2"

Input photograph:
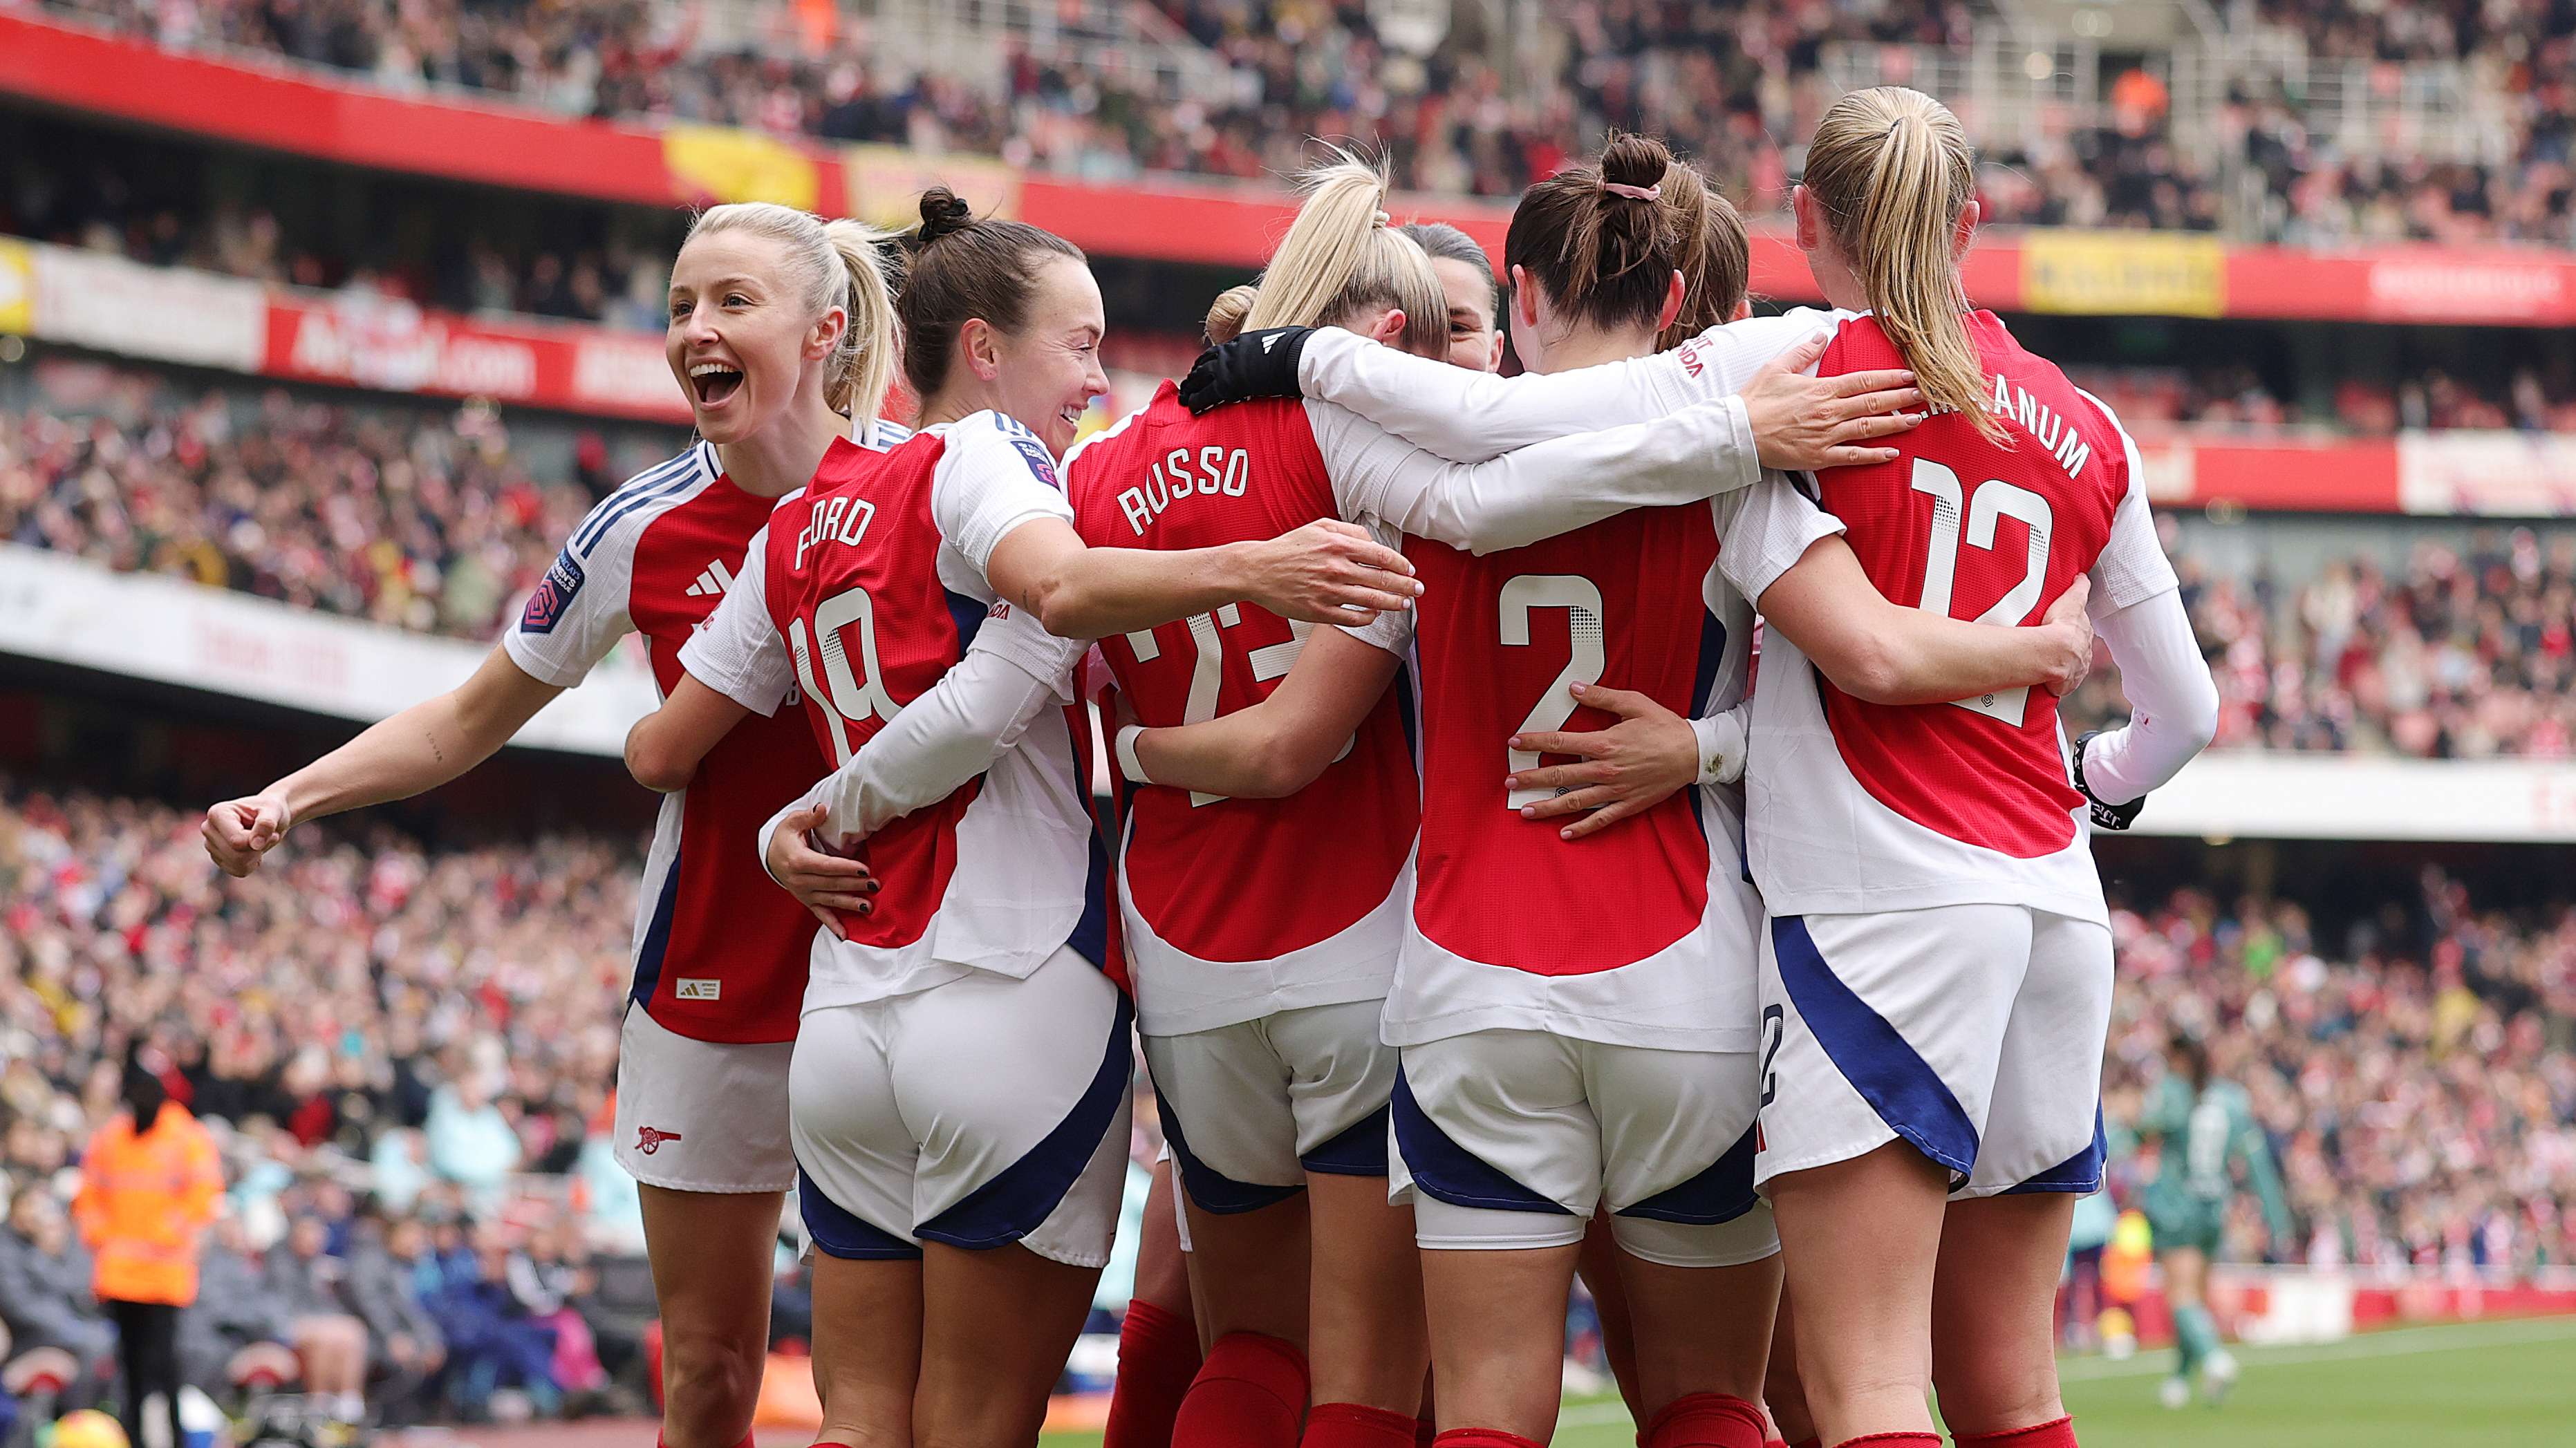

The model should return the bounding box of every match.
[790,585,895,764]
[1500,574,1605,810]
[1910,459,2053,726]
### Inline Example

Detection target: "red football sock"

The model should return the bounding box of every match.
[1172,1331,1308,1448]
[1415,1420,1437,1448]
[1432,1432,1545,1448]
[653,1434,755,1448]
[1789,1440,1822,1448]
[1303,1402,1421,1448]
[1105,1299,1204,1448]
[1640,1393,1770,1448]
[1764,1441,1791,1448]
[1831,1436,1942,1448]
[1950,1418,2075,1447]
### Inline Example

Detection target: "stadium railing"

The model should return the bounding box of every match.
[5,11,2575,330]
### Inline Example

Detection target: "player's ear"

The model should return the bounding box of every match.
[1657,270,1683,332]
[960,317,1004,383]
[1510,265,1542,330]
[1952,198,1981,259]
[1792,185,1821,252]
[1731,299,1752,322]
[808,303,848,364]
[1365,308,1408,347]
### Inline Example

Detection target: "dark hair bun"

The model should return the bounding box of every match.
[911,187,976,252]
[1599,131,1674,193]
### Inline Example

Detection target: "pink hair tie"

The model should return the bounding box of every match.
[1601,181,1662,201]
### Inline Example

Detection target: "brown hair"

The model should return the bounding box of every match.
[1218,148,1446,358]
[1652,164,1751,350]
[896,187,1085,399]
[1801,87,1997,438]
[684,202,900,422]
[1504,133,1744,344]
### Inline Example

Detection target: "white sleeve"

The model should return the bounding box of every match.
[1338,602,1416,659]
[501,525,634,688]
[818,603,1086,838]
[1294,308,1846,462]
[1311,396,1757,555]
[1690,707,1749,786]
[1715,476,1849,603]
[2078,395,2182,613]
[928,411,1078,576]
[676,529,795,715]
[2077,588,2218,805]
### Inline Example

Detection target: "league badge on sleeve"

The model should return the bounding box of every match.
[521,548,586,634]
[1010,435,1063,491]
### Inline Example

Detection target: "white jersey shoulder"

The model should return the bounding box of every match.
[504,442,720,687]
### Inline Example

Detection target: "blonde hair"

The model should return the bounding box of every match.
[1222,148,1446,357]
[1802,87,1997,439]
[1203,283,1261,344]
[686,202,901,425]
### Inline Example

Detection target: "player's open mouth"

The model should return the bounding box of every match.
[1059,404,1084,431]
[689,362,744,406]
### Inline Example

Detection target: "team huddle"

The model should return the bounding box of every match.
[200,86,2220,1448]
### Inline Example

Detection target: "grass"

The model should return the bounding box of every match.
[1040,1315,2576,1447]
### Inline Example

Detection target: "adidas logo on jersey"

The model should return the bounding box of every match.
[684,559,736,599]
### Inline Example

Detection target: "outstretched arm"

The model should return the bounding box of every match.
[626,675,749,792]
[1126,626,1405,800]
[203,646,563,876]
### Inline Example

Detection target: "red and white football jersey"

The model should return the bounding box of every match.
[502,424,904,1045]
[1368,485,1817,1053]
[681,413,1104,1011]
[1063,382,1418,1035]
[1742,311,2175,922]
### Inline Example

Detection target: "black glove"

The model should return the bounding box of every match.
[2069,729,2143,831]
[1178,326,1316,414]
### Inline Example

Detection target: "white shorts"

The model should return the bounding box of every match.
[1142,998,1394,1216]
[614,1006,796,1193]
[1756,905,2112,1198]
[1390,1029,1777,1269]
[791,945,1134,1268]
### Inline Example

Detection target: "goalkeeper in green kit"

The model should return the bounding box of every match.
[2138,1034,2293,1409]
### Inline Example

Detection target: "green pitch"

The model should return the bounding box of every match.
[1043,1316,2576,1447]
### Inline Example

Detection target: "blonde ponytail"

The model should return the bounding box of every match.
[1802,87,1998,440]
[822,218,902,424]
[685,202,902,426]
[1240,147,1446,358]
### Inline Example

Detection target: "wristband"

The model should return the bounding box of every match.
[1115,724,1154,786]
[1690,710,1748,787]
[2069,728,2143,831]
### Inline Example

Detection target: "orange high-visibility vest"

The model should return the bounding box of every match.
[73,1102,223,1306]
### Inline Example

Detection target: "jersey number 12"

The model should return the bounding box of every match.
[1910,459,2053,726]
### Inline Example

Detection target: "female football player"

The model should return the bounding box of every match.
[1136,133,2100,1448]
[201,200,907,1448]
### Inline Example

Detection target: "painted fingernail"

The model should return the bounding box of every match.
[1519,807,1536,818]
[1570,682,1587,695]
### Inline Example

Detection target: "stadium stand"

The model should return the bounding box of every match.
[40,0,2576,238]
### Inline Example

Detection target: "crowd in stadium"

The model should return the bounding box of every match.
[2069,529,2576,759]
[0,367,618,640]
[45,0,2576,243]
[1,776,2568,1425]
[2101,867,2576,1277]
[0,784,657,1422]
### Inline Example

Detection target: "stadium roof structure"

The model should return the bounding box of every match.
[8,12,2575,331]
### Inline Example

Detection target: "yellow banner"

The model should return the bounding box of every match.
[0,238,31,335]
[663,126,822,211]
[841,144,1022,229]
[2019,231,2225,317]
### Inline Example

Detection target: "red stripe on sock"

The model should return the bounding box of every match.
[1302,1402,1421,1448]
[1106,1299,1205,1448]
[1950,1417,2075,1447]
[1173,1331,1309,1448]
[1641,1393,1771,1448]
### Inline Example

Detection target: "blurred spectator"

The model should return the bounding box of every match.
[266,1214,372,1424]
[71,1045,222,1448]
[0,1192,115,1395]
[2073,529,2576,759]
[176,1216,295,1393]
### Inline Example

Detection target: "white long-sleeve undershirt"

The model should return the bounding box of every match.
[2079,587,2218,805]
